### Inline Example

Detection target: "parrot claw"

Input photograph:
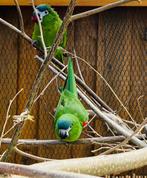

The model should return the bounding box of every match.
[32,40,38,48]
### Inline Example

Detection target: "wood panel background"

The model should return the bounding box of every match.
[0,6,146,174]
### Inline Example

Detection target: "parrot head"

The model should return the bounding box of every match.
[32,4,57,24]
[55,114,82,142]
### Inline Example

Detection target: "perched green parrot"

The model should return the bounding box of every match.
[54,58,89,142]
[32,4,67,62]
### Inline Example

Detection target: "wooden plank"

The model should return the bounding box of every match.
[102,9,131,120]
[0,0,146,6]
[95,13,108,146]
[129,9,146,124]
[72,7,98,157]
[0,8,18,162]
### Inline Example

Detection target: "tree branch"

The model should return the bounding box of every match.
[14,0,25,33]
[71,0,140,21]
[1,134,145,146]
[30,146,147,176]
[0,162,98,178]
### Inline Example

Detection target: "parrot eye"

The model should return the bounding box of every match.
[45,10,48,15]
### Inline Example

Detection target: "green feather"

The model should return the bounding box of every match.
[54,58,89,142]
[32,4,67,62]
[65,58,78,98]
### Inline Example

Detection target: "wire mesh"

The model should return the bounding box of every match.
[0,6,146,169]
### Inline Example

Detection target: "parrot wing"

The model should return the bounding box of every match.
[55,90,89,124]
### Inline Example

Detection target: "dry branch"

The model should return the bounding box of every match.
[31,147,147,176]
[14,147,53,162]
[1,135,146,146]
[71,0,140,21]
[0,89,23,147]
[14,0,24,32]
[0,162,98,178]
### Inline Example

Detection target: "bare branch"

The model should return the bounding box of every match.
[0,89,23,147]
[34,64,67,102]
[101,118,147,155]
[14,0,25,32]
[71,0,140,21]
[0,162,97,178]
[73,49,85,83]
[32,0,47,58]
[14,146,53,162]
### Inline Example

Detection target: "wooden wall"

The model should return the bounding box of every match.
[0,6,146,173]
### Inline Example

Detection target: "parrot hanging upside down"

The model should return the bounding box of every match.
[31,4,67,62]
[54,58,89,142]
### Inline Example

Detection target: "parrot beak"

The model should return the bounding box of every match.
[31,14,38,23]
[59,127,71,139]
[59,129,69,139]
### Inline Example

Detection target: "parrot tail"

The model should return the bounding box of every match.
[65,58,78,98]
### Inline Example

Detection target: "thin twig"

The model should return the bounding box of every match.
[32,0,47,58]
[101,118,147,155]
[14,0,25,32]
[14,146,53,162]
[34,65,67,102]
[71,0,140,21]
[137,95,145,121]
[73,49,85,83]
[105,122,116,136]
[0,88,23,147]
[88,125,102,137]
[2,124,17,138]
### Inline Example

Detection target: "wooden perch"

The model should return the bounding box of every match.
[0,162,98,178]
[1,134,146,146]
[30,146,147,176]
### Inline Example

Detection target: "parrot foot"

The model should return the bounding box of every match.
[32,40,39,48]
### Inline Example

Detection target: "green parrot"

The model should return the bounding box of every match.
[32,4,67,62]
[54,58,89,142]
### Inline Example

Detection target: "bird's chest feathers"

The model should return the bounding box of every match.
[42,23,60,45]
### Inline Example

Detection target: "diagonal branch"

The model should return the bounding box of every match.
[71,0,141,21]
